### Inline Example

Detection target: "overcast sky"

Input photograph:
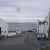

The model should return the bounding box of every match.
[0,0,49,23]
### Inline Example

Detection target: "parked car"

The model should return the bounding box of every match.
[28,30,33,32]
[37,33,45,39]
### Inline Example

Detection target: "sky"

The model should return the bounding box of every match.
[0,0,49,23]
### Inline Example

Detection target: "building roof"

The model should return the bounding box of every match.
[0,18,8,26]
[39,21,46,24]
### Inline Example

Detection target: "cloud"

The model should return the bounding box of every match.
[0,16,45,23]
[0,0,49,23]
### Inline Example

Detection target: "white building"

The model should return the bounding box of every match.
[37,20,46,34]
[37,14,49,39]
[0,19,8,37]
[44,15,49,38]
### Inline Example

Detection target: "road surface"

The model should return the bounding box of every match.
[0,32,50,50]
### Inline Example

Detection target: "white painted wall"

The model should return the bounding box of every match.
[0,19,8,36]
[45,15,49,37]
[37,24,38,33]
[39,24,45,33]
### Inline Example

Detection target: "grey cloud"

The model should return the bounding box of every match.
[0,17,44,23]
[0,0,49,22]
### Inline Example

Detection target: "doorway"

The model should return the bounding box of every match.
[0,27,1,34]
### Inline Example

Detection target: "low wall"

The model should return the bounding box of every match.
[8,32,16,36]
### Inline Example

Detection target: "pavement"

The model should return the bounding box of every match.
[0,32,50,50]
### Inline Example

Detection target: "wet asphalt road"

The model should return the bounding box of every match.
[0,32,50,50]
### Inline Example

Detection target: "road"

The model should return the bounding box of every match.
[0,32,50,50]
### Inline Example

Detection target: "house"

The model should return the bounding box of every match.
[44,15,49,38]
[48,10,50,39]
[37,12,50,39]
[37,20,46,34]
[0,19,8,37]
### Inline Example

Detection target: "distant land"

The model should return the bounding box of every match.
[7,22,37,31]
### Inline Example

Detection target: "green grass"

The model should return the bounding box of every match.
[8,31,16,33]
[8,31,28,33]
[21,31,28,32]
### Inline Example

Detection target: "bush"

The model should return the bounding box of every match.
[0,35,5,39]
